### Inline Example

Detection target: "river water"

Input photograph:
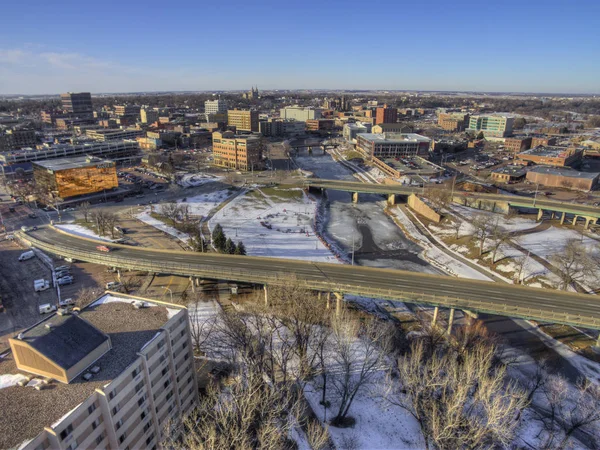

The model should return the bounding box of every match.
[294,148,439,274]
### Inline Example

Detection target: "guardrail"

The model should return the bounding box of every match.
[21,232,600,330]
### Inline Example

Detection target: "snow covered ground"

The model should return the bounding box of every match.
[55,224,112,242]
[178,189,236,218]
[136,209,190,243]
[210,188,339,263]
[178,173,222,188]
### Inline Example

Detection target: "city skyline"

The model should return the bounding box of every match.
[1,0,599,95]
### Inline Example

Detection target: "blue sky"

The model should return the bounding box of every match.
[0,0,599,94]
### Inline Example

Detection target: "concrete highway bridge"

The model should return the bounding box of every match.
[18,227,600,338]
[303,179,600,226]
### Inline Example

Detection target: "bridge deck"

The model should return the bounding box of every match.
[19,226,600,330]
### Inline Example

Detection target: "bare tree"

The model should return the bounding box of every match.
[304,419,331,450]
[328,312,393,426]
[513,254,530,284]
[541,376,600,450]
[424,187,451,210]
[549,239,594,290]
[449,218,463,240]
[104,212,119,239]
[188,293,217,356]
[489,226,513,264]
[79,201,91,222]
[159,202,183,222]
[162,369,303,450]
[471,214,497,256]
[386,339,528,450]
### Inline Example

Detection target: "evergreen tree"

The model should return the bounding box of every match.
[225,237,236,254]
[212,224,226,251]
[234,241,247,256]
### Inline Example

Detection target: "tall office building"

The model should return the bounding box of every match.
[227,109,259,132]
[140,108,159,124]
[280,107,323,122]
[0,293,198,450]
[205,99,228,115]
[60,92,93,115]
[467,115,514,137]
[212,131,262,170]
[375,105,398,124]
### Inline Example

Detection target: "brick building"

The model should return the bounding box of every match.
[437,113,470,132]
[212,131,262,171]
[516,146,583,168]
[526,166,599,191]
[504,136,532,153]
[375,105,398,124]
[227,109,259,132]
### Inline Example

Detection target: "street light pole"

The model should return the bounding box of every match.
[533,182,540,207]
[166,288,173,303]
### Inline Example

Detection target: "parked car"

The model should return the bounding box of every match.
[39,303,57,314]
[106,281,121,290]
[57,277,74,286]
[18,251,35,261]
[28,213,37,219]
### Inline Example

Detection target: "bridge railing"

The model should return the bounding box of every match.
[20,233,600,330]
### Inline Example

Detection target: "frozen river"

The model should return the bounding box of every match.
[294,149,439,274]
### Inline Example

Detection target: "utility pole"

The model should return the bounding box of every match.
[533,182,539,207]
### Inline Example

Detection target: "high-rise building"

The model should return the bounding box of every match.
[467,115,514,137]
[375,105,398,124]
[227,109,259,132]
[205,99,228,115]
[140,108,159,124]
[212,131,262,170]
[280,107,322,122]
[60,92,93,115]
[0,292,198,450]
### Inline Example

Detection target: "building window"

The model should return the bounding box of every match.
[60,424,73,440]
[143,422,151,433]
[95,434,104,446]
[65,441,78,450]
[119,433,127,444]
[108,389,117,400]
[116,419,124,430]
[157,340,165,349]
[88,403,97,415]
[138,395,146,407]
[131,366,141,378]
[146,434,155,445]
[162,366,168,377]
[135,381,144,393]
[112,404,120,415]
[91,418,100,430]
[164,379,170,389]
[140,410,147,420]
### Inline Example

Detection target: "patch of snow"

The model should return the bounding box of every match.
[0,373,29,389]
[178,173,222,188]
[56,224,112,242]
[210,189,339,263]
[178,189,235,218]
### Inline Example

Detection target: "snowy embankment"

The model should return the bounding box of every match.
[55,224,113,242]
[210,188,339,263]
[136,210,190,243]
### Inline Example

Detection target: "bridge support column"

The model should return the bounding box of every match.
[325,292,331,309]
[560,212,566,225]
[573,215,579,226]
[264,285,269,306]
[585,218,591,230]
[190,277,195,293]
[596,333,600,350]
[334,292,343,316]
[447,308,455,335]
[432,306,439,326]
[352,192,359,204]
[117,270,121,282]
[537,209,543,221]
[463,309,479,319]
[387,194,396,206]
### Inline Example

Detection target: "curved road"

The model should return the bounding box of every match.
[19,226,600,331]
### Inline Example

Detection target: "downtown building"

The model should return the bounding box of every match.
[227,109,259,132]
[467,114,514,137]
[279,106,323,122]
[356,133,431,159]
[60,92,93,115]
[437,113,470,132]
[375,105,398,124]
[0,293,198,450]
[33,155,118,200]
[86,128,145,142]
[205,99,228,115]
[212,131,262,171]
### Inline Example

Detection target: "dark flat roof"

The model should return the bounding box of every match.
[22,314,108,370]
[33,156,114,171]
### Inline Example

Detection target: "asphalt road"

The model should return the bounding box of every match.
[23,226,600,330]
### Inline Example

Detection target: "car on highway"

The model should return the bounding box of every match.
[96,245,112,252]
[28,213,37,219]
